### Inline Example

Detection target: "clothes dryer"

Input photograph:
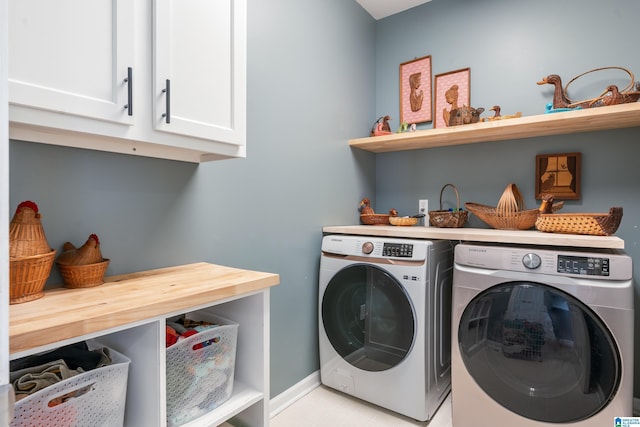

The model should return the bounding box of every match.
[319,235,454,421]
[452,242,633,426]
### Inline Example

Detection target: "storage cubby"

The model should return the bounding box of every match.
[9,263,279,427]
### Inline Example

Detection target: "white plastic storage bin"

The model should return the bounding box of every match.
[10,341,130,427]
[166,313,239,426]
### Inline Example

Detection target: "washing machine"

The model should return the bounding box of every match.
[452,242,634,426]
[319,234,454,421]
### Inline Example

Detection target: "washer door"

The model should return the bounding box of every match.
[458,281,621,423]
[322,263,415,372]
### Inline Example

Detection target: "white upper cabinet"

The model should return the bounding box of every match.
[8,0,247,163]
[8,0,135,125]
[153,0,246,146]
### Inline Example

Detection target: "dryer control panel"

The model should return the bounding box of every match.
[455,243,631,281]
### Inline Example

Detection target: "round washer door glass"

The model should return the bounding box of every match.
[322,264,415,372]
[458,281,620,423]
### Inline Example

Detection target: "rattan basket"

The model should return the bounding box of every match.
[535,207,622,236]
[58,259,110,289]
[9,201,52,258]
[389,216,419,226]
[429,184,468,228]
[360,214,391,225]
[9,250,56,304]
[465,183,563,230]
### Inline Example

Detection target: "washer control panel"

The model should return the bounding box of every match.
[382,242,414,258]
[557,255,610,276]
[321,235,430,261]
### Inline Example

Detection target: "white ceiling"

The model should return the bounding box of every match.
[355,0,432,20]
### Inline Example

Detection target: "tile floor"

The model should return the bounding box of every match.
[270,385,453,427]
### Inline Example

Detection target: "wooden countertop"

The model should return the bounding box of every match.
[323,225,625,249]
[10,262,280,355]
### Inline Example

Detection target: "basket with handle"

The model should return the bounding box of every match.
[428,184,468,228]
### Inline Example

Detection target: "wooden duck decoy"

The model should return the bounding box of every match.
[537,75,590,110]
[482,105,523,122]
[539,69,640,111]
[359,198,375,215]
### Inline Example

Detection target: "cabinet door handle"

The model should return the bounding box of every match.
[161,79,171,124]
[123,67,133,116]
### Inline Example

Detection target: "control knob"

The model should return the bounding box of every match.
[522,253,542,269]
[362,241,374,254]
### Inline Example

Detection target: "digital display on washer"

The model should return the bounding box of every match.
[557,255,609,276]
[382,243,413,257]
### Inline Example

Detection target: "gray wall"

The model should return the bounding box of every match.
[373,0,640,396]
[9,0,640,402]
[9,0,376,397]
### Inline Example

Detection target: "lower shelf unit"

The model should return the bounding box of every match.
[9,263,279,427]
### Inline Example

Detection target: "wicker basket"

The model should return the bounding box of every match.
[360,214,391,225]
[465,183,564,230]
[9,250,56,304]
[9,201,52,258]
[58,259,110,289]
[389,216,419,226]
[429,184,468,228]
[535,207,622,236]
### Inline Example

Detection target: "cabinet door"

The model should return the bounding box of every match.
[8,0,134,125]
[153,0,246,146]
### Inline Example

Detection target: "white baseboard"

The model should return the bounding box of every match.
[634,397,640,416]
[270,371,321,418]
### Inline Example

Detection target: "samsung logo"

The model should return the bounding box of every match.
[468,248,487,253]
[330,238,343,242]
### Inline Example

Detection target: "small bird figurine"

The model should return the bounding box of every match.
[370,116,393,136]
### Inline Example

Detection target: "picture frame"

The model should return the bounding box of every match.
[399,55,432,125]
[434,68,470,129]
[535,152,581,200]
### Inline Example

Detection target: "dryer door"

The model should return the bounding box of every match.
[322,264,415,372]
[458,281,620,423]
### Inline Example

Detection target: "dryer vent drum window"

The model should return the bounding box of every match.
[458,281,620,423]
[322,264,415,372]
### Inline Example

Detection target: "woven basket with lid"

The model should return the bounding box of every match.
[9,201,55,304]
[10,201,52,258]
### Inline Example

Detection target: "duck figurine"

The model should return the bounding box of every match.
[538,72,639,111]
[359,198,375,215]
[482,105,523,122]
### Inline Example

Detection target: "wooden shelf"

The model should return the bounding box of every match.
[9,262,279,355]
[349,102,640,153]
[322,225,625,249]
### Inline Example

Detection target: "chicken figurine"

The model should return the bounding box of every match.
[56,234,104,266]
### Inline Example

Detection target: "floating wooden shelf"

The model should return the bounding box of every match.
[349,102,640,153]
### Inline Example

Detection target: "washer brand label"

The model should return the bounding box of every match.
[616,417,640,426]
[468,248,487,253]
